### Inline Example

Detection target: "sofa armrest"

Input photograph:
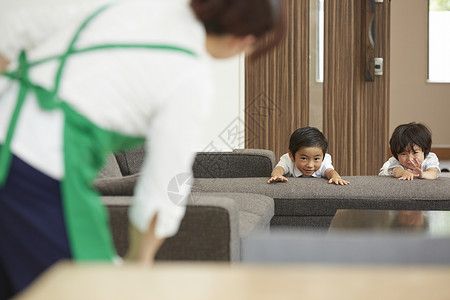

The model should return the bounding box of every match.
[102,194,241,261]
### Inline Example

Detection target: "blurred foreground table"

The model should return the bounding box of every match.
[15,262,450,300]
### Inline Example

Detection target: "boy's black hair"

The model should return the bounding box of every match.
[389,122,432,160]
[289,127,328,158]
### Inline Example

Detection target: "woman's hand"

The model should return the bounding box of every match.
[125,215,164,265]
[0,53,10,74]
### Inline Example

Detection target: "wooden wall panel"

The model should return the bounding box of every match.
[323,0,390,175]
[431,148,450,160]
[245,0,310,160]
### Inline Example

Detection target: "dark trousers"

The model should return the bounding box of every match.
[0,153,72,299]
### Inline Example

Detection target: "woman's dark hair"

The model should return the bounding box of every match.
[289,127,328,158]
[389,122,432,159]
[190,0,285,59]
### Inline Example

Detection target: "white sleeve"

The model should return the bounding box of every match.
[129,66,213,238]
[275,153,292,176]
[424,152,440,173]
[318,153,334,177]
[0,0,105,61]
[378,159,391,176]
[379,157,402,176]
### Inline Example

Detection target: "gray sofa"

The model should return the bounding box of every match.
[96,148,450,261]
[194,175,450,228]
[190,149,450,228]
[95,148,275,262]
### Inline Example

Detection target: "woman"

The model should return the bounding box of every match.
[0,0,284,297]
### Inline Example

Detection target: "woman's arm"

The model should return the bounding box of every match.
[125,215,164,264]
[127,65,213,264]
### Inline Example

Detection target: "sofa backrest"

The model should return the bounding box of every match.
[193,149,276,178]
[98,154,123,178]
[108,147,276,178]
[113,146,146,176]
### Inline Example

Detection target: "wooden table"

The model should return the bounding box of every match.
[14,262,450,300]
[329,209,450,236]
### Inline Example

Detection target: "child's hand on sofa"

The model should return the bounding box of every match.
[395,168,418,181]
[328,176,350,185]
[268,175,288,184]
[268,166,288,183]
[325,169,349,185]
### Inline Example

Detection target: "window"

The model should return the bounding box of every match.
[317,0,324,83]
[309,0,324,130]
[428,0,450,82]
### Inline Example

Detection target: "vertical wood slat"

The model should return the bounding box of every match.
[324,0,390,176]
[245,0,310,161]
[364,0,376,81]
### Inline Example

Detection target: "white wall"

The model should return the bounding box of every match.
[390,0,450,147]
[197,55,245,152]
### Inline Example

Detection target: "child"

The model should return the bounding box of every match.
[268,127,349,185]
[379,122,440,180]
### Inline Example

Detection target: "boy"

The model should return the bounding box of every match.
[268,127,349,185]
[379,122,440,180]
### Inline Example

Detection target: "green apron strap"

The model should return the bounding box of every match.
[52,4,111,95]
[76,43,197,56]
